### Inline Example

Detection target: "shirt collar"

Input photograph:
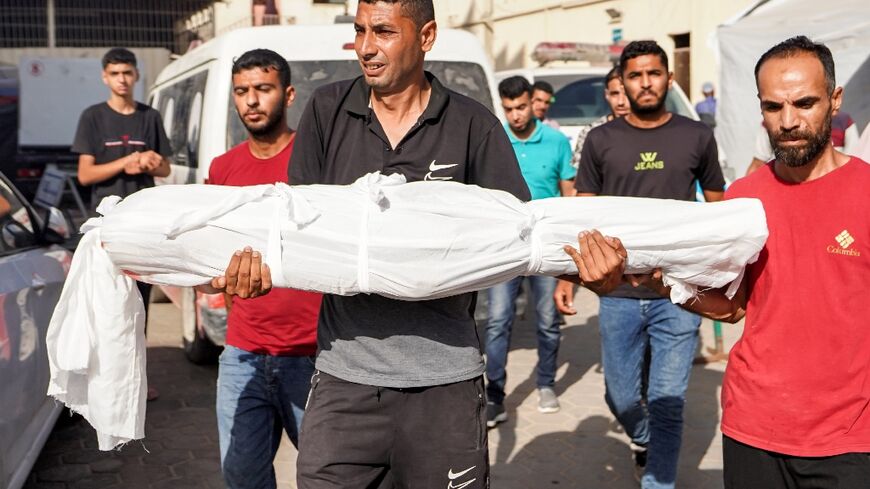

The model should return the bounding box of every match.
[344,71,448,122]
[505,119,543,144]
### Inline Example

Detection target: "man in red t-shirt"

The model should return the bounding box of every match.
[208,49,320,489]
[569,36,869,488]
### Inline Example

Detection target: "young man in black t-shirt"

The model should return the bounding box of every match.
[72,48,171,210]
[72,48,171,401]
[555,40,725,489]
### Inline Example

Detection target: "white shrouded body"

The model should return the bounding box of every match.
[47,173,768,450]
[99,172,767,303]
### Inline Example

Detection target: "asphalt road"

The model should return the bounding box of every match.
[26,288,740,488]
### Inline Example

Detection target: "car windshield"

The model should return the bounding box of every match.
[228,60,494,149]
[546,75,693,126]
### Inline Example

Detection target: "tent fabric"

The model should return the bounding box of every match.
[715,0,870,176]
[843,55,870,137]
[47,172,768,449]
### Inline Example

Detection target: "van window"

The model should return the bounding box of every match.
[155,70,208,168]
[227,60,495,148]
[425,61,493,112]
[547,75,693,126]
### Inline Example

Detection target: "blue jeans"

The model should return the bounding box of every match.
[216,345,315,489]
[485,275,561,405]
[599,297,701,489]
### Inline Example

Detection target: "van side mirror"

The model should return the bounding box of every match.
[36,206,75,246]
[44,206,73,240]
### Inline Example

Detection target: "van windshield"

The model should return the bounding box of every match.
[546,75,694,126]
[228,60,495,149]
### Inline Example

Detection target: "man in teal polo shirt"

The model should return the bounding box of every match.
[485,75,575,427]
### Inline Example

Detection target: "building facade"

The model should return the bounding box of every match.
[436,0,757,104]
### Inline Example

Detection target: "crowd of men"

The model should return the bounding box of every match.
[72,0,868,488]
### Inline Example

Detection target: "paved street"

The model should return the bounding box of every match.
[26,287,742,488]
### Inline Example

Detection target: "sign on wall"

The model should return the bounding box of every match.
[18,57,146,147]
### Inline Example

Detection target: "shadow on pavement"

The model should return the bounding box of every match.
[482,301,726,488]
[487,317,602,469]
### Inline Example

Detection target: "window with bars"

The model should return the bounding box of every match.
[0,0,214,53]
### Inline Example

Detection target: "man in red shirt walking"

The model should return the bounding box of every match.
[569,36,869,488]
[208,49,320,489]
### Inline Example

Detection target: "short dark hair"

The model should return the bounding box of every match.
[102,48,137,69]
[605,66,621,85]
[499,76,532,100]
[360,0,434,28]
[232,49,291,88]
[532,80,554,96]
[619,40,668,73]
[754,35,835,94]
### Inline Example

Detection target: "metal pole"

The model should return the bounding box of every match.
[47,0,56,48]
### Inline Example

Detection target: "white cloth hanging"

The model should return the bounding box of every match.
[47,172,768,449]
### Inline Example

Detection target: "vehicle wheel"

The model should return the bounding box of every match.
[180,286,221,364]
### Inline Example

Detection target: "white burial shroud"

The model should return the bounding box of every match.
[46,172,767,450]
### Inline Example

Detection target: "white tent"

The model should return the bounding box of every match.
[715,0,870,177]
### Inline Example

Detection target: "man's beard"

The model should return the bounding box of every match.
[627,89,666,115]
[242,99,286,137]
[511,118,533,134]
[769,111,832,168]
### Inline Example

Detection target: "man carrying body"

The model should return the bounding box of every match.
[72,47,171,401]
[287,1,530,487]
[570,66,630,169]
[554,40,725,489]
[485,76,574,426]
[207,49,320,489]
[531,80,560,129]
[580,35,870,489]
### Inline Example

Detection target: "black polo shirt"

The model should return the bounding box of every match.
[289,72,530,388]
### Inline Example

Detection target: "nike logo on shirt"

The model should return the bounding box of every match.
[447,466,477,488]
[448,466,476,479]
[425,160,458,181]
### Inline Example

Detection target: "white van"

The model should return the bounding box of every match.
[147,24,502,362]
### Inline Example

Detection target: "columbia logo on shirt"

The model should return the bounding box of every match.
[827,229,861,257]
[634,152,664,171]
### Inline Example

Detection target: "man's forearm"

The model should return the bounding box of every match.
[626,271,747,323]
[557,274,582,285]
[78,156,128,186]
[679,288,746,323]
[702,189,725,202]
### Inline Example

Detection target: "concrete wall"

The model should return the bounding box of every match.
[437,0,755,104]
